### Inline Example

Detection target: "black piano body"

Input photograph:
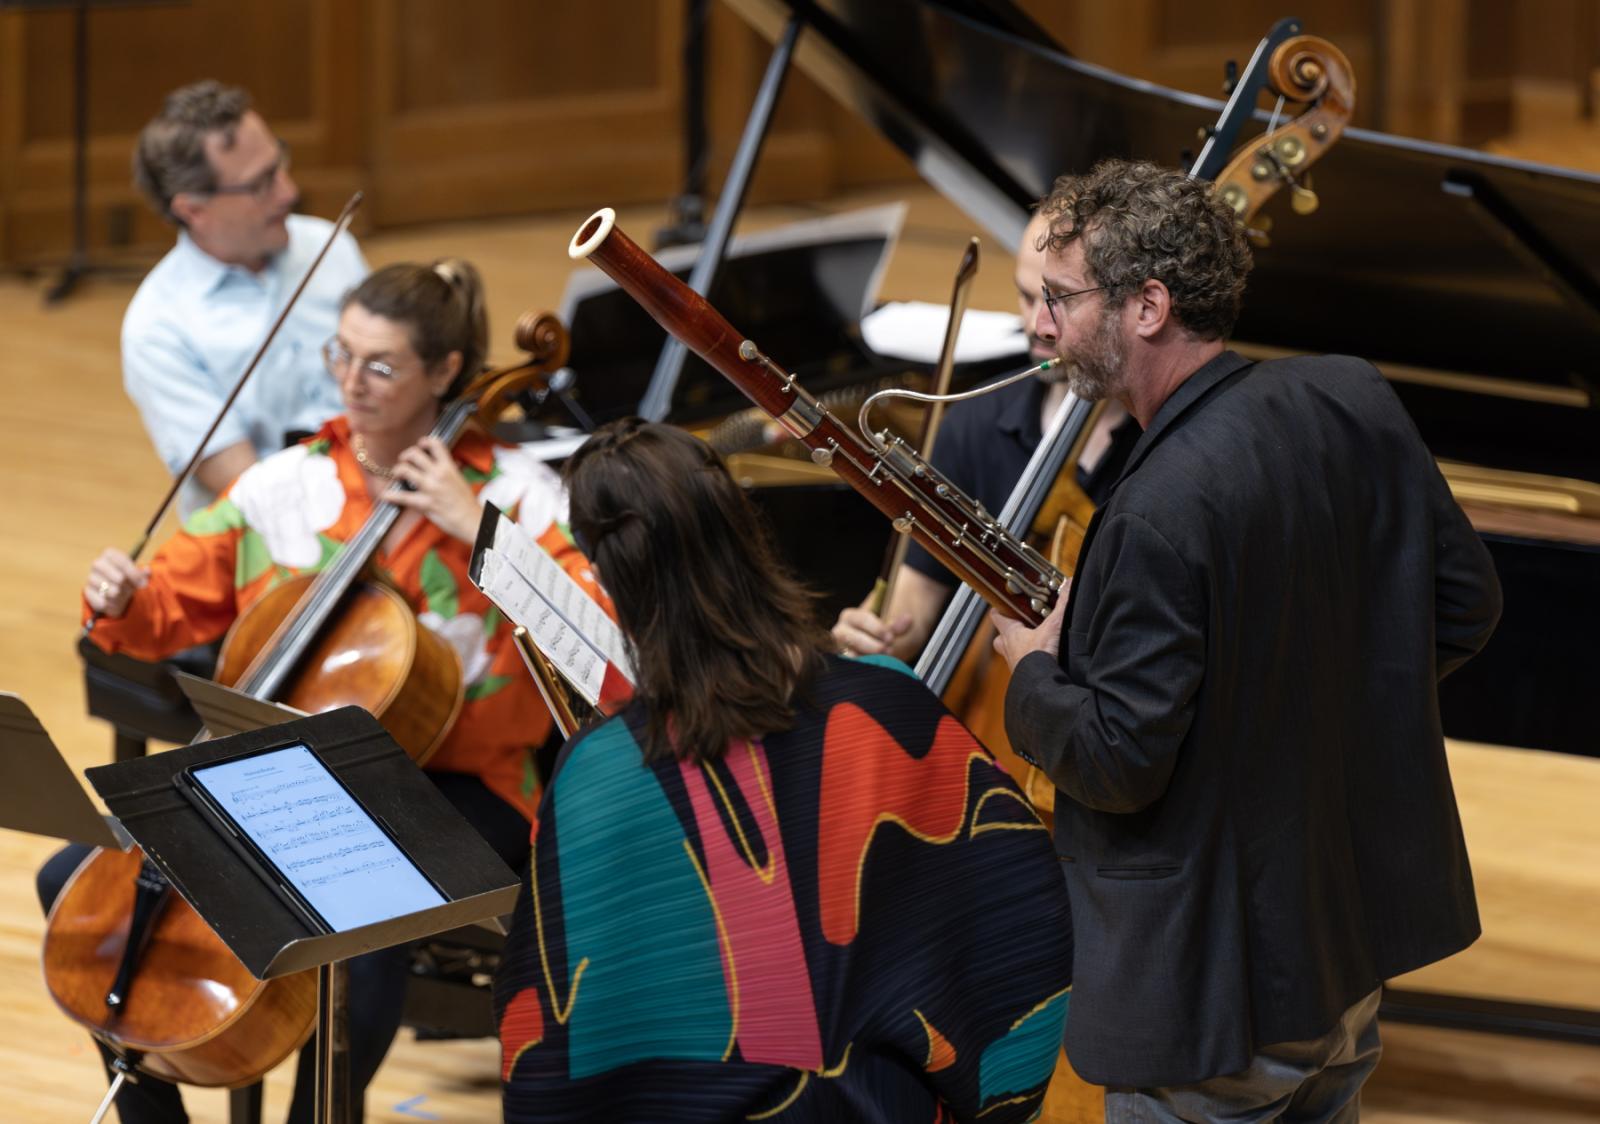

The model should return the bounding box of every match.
[696,0,1598,762]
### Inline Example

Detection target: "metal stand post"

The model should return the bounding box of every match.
[314,959,351,1124]
[657,0,711,249]
[638,13,803,421]
[40,0,149,304]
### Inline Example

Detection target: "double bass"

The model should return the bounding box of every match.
[921,25,1356,828]
[42,313,570,1098]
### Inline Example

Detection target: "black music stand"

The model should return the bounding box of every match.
[84,706,520,1124]
[172,670,306,735]
[0,692,124,848]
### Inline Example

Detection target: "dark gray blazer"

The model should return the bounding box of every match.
[1005,350,1502,1088]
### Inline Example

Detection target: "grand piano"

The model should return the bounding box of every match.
[553,0,1600,1050]
[704,0,1600,766]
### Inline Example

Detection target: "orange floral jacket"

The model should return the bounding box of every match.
[84,417,600,820]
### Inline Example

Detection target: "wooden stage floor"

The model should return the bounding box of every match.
[1,193,1597,1121]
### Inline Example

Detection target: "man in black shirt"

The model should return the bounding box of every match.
[832,210,1136,661]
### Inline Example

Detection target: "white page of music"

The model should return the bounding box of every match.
[485,514,633,680]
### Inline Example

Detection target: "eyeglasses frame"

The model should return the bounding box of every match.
[205,138,291,202]
[1040,281,1107,324]
[322,337,402,383]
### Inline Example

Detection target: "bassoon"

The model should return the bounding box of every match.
[569,208,1062,626]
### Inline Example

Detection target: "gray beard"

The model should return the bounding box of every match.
[1059,309,1127,402]
[1065,364,1115,401]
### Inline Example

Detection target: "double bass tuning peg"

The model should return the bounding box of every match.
[1290,175,1319,215]
[1245,214,1274,248]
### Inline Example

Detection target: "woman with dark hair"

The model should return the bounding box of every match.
[494,419,1074,1123]
[55,259,598,1124]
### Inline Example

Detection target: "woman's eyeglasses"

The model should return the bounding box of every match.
[322,338,398,382]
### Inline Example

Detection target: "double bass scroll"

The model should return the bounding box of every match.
[1207,31,1356,233]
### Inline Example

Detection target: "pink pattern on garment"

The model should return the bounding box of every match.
[679,743,823,1070]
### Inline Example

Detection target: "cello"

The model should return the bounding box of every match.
[43,312,570,1098]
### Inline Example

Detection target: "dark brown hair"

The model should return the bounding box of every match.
[562,419,833,763]
[342,259,488,398]
[133,80,251,223]
[1038,158,1252,340]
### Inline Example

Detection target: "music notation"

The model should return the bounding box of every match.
[471,506,634,708]
[192,744,445,931]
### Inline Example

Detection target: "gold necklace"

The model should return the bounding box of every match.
[351,433,395,479]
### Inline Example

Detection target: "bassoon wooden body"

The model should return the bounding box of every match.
[569,208,1063,626]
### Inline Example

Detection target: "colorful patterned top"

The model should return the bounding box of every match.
[495,654,1074,1122]
[83,416,597,819]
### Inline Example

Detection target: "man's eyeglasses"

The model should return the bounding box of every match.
[208,139,290,201]
[1041,281,1106,322]
[323,338,398,382]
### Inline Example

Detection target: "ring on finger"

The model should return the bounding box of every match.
[97,580,112,598]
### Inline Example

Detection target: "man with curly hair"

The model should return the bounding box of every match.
[990,158,1502,1121]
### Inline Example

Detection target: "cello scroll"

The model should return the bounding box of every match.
[463,311,572,428]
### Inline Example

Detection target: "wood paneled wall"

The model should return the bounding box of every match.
[0,0,698,264]
[0,0,1582,265]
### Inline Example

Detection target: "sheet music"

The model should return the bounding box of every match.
[860,301,1027,363]
[471,509,634,708]
[191,744,445,932]
[475,549,615,705]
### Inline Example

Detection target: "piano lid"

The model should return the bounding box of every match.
[726,0,1600,390]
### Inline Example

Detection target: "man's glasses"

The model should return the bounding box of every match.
[323,338,399,382]
[208,139,290,201]
[1041,281,1106,322]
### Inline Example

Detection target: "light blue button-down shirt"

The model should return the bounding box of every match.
[121,213,368,515]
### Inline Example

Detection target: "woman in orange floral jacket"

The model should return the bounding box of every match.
[54,259,596,1124]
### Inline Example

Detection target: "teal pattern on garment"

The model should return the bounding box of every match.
[552,721,732,1078]
[977,990,1070,1106]
[850,652,917,679]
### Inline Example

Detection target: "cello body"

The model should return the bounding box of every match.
[41,581,463,1088]
[42,848,318,1087]
[217,574,464,765]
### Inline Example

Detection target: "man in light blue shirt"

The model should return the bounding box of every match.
[125,81,367,514]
